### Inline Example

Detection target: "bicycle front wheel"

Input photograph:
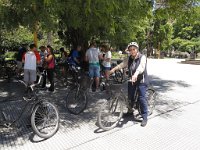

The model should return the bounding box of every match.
[66,87,87,115]
[31,101,60,139]
[97,95,124,131]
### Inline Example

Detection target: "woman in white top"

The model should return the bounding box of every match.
[102,45,112,80]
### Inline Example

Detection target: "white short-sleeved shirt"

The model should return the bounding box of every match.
[86,48,100,64]
[24,51,37,70]
[102,51,112,67]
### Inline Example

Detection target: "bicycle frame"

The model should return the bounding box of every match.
[106,80,140,113]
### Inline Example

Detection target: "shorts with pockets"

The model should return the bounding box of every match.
[24,69,36,83]
[89,65,100,78]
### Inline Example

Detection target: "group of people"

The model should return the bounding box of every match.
[17,44,55,92]
[17,40,149,127]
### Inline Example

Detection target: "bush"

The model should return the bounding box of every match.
[4,51,17,60]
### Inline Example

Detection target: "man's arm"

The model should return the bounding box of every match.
[134,55,146,76]
[131,55,146,82]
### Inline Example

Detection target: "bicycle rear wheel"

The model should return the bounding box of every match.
[66,87,87,115]
[146,88,156,115]
[31,101,59,139]
[97,95,124,131]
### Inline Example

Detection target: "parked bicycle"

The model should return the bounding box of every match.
[0,57,17,81]
[65,65,88,115]
[97,79,156,131]
[0,72,60,139]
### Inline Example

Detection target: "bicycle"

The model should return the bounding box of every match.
[0,72,60,139]
[65,64,88,115]
[97,79,156,131]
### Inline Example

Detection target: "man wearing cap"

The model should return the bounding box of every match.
[109,42,149,127]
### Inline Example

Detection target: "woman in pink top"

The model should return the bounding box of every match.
[44,45,55,92]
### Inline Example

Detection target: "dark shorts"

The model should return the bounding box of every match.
[102,66,111,71]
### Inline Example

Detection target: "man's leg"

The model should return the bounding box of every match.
[127,82,136,113]
[24,69,30,85]
[95,77,100,89]
[29,70,37,85]
[89,66,95,91]
[94,66,100,90]
[138,83,148,126]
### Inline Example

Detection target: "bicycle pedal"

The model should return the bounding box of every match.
[4,122,12,128]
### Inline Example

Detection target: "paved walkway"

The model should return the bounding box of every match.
[1,59,200,150]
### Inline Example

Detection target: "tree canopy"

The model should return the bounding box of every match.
[0,0,200,56]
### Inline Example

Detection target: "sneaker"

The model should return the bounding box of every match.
[141,119,147,127]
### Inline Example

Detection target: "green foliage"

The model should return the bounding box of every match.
[0,0,200,55]
[0,26,33,49]
[172,6,200,53]
[4,51,17,60]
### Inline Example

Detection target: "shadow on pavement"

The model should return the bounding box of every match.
[149,75,190,92]
[0,74,193,147]
[149,75,190,119]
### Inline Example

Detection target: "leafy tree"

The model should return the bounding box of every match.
[172,6,200,54]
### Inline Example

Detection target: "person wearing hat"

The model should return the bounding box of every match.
[109,42,149,127]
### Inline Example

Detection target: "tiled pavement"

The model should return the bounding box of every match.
[1,59,200,150]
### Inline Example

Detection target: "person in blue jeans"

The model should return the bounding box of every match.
[110,42,149,127]
[85,41,103,92]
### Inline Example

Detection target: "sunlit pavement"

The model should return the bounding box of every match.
[1,58,200,150]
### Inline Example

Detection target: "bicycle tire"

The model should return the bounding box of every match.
[31,101,60,139]
[97,95,124,131]
[66,86,87,115]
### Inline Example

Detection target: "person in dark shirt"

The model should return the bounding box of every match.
[16,46,27,76]
[71,45,81,66]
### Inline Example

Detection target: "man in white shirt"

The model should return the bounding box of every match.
[85,41,103,91]
[22,44,41,85]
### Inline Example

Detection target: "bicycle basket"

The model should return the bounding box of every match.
[106,82,124,92]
